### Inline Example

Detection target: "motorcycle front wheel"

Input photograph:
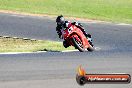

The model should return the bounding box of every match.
[71,37,85,52]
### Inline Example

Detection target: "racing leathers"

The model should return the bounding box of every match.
[56,21,92,48]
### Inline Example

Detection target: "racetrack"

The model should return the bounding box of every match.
[0,13,132,88]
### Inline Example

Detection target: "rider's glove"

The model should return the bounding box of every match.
[72,22,83,28]
[72,22,78,25]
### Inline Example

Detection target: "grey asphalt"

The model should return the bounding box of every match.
[0,13,132,88]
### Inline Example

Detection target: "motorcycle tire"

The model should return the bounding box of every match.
[71,37,85,52]
[87,45,94,52]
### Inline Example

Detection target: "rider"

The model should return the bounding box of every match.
[56,15,92,48]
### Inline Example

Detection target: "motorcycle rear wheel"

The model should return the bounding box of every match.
[87,45,94,52]
[87,41,94,52]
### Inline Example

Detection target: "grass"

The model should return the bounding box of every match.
[0,0,132,23]
[0,37,75,52]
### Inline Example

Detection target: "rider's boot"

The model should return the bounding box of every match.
[85,33,94,47]
[83,32,92,42]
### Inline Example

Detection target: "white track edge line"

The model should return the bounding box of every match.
[0,51,47,55]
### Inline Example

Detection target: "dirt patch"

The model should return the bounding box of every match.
[0,10,104,23]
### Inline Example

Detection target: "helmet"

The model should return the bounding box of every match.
[56,15,65,25]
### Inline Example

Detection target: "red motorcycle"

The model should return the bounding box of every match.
[62,23,94,52]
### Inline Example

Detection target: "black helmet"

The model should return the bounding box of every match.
[56,15,65,25]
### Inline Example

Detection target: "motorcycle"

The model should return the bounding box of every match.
[61,23,94,52]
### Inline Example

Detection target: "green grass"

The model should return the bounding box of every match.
[0,37,74,52]
[0,0,132,23]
